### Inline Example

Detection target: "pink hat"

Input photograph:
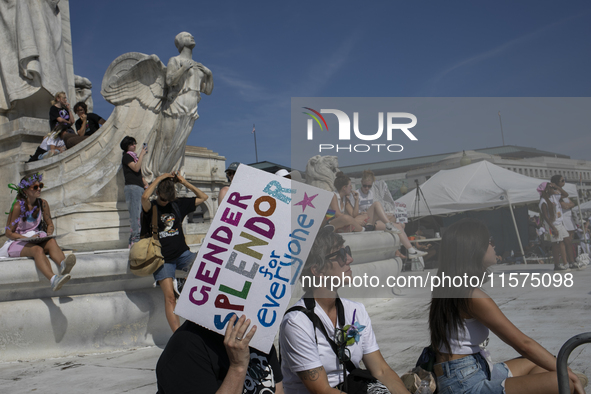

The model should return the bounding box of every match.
[537,182,548,196]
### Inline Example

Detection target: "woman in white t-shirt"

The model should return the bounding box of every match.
[353,170,427,258]
[28,124,68,162]
[279,227,410,394]
[537,181,573,270]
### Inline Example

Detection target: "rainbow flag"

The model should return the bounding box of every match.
[325,209,336,221]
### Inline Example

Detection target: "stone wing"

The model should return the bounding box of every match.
[101,52,166,111]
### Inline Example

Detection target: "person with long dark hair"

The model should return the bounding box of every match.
[280,227,410,394]
[429,218,585,394]
[120,136,148,247]
[3,173,76,291]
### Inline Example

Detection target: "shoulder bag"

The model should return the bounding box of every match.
[129,206,164,276]
[285,295,381,394]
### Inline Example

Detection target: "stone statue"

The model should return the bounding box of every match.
[0,0,69,117]
[74,75,93,112]
[101,32,213,182]
[305,155,340,191]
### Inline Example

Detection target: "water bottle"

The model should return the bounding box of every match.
[415,379,433,394]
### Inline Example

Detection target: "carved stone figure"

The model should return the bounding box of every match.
[74,75,93,112]
[101,32,213,182]
[0,0,69,116]
[305,155,340,191]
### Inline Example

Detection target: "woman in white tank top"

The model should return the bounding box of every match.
[429,219,585,394]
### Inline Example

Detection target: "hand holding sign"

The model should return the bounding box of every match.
[224,314,257,370]
[175,165,333,352]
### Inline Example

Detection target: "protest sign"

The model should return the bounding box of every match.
[394,202,408,224]
[175,165,333,352]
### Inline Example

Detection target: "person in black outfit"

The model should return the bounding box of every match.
[156,314,284,394]
[120,136,147,247]
[49,91,75,132]
[141,173,208,332]
[74,102,105,137]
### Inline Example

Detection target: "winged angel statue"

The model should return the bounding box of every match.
[101,32,213,182]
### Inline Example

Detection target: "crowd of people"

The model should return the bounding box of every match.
[3,146,589,393]
[537,175,587,271]
[27,92,105,162]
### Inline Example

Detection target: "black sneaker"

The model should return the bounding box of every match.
[364,224,375,231]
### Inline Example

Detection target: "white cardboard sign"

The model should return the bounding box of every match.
[175,165,333,352]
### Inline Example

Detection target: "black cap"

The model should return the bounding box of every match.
[226,162,240,172]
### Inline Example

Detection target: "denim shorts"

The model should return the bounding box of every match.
[153,250,196,282]
[435,353,512,394]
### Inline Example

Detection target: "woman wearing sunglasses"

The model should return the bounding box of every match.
[280,227,410,394]
[3,173,76,291]
[429,219,585,394]
[353,170,427,258]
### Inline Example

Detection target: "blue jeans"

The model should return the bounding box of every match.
[124,184,144,245]
[436,353,511,394]
[153,250,196,282]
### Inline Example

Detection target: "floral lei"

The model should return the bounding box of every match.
[5,173,43,231]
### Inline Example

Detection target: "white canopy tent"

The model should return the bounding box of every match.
[396,161,579,263]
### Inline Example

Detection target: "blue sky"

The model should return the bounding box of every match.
[70,1,591,171]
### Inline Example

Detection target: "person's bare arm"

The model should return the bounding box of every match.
[175,173,209,206]
[560,199,575,210]
[540,203,557,234]
[295,366,342,394]
[126,146,147,172]
[4,203,27,240]
[553,182,568,199]
[41,199,54,235]
[347,192,360,217]
[363,350,411,394]
[470,290,557,372]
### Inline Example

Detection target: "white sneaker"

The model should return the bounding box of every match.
[569,262,585,270]
[554,263,570,271]
[50,274,71,291]
[385,223,402,234]
[60,254,76,275]
[409,249,428,258]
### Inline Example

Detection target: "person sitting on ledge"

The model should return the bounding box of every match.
[49,91,75,133]
[327,172,366,233]
[429,218,586,394]
[352,170,427,258]
[141,172,208,332]
[279,226,411,394]
[156,314,284,394]
[27,124,69,162]
[2,173,76,291]
[73,102,105,137]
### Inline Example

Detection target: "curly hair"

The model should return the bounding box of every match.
[73,101,88,114]
[300,227,345,292]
